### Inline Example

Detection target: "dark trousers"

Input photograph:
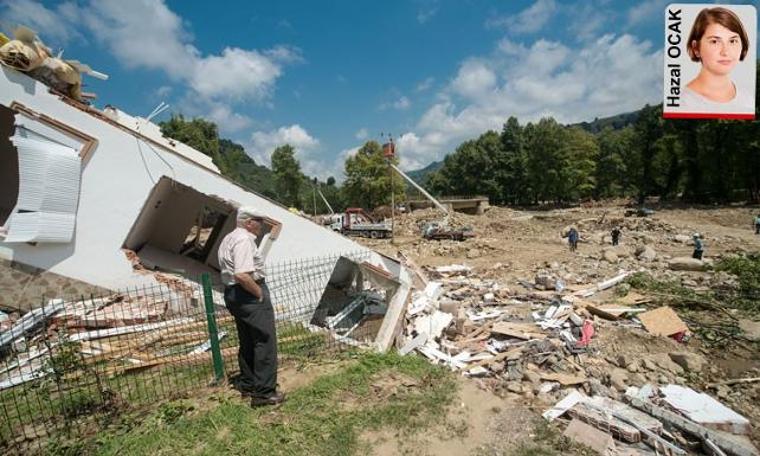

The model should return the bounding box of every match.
[612,238,619,246]
[692,249,703,260]
[224,282,277,397]
[756,224,760,234]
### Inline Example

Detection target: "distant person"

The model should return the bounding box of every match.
[568,227,579,252]
[683,7,753,112]
[692,233,705,260]
[218,206,284,407]
[611,227,621,246]
[755,214,760,234]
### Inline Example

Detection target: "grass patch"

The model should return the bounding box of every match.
[45,352,456,455]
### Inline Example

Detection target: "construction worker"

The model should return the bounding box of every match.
[568,227,579,252]
[692,233,704,260]
[218,207,284,407]
[611,227,621,246]
[755,214,760,234]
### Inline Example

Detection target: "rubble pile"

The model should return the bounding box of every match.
[0,293,225,391]
[398,262,760,455]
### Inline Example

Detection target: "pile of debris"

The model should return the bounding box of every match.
[397,263,759,455]
[0,26,107,101]
[0,294,226,391]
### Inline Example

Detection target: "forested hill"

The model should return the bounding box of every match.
[573,109,641,134]
[405,109,642,185]
[406,160,443,185]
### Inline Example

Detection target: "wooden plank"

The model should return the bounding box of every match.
[540,372,587,386]
[491,322,546,340]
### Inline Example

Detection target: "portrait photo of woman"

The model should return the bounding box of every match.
[682,7,753,112]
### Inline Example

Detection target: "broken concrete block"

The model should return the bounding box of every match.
[661,384,750,435]
[563,418,616,455]
[413,311,453,340]
[738,319,760,341]
[668,352,706,373]
[650,353,685,375]
[602,248,618,263]
[438,299,459,315]
[542,389,586,421]
[636,245,657,262]
[609,368,629,391]
[668,257,706,271]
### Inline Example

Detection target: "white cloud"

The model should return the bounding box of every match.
[80,0,198,77]
[627,0,669,27]
[0,0,82,43]
[14,0,298,105]
[206,104,254,133]
[397,33,662,171]
[249,124,320,169]
[155,85,173,97]
[450,60,497,99]
[190,47,282,101]
[487,0,557,34]
[355,128,369,140]
[380,96,411,111]
[416,77,435,92]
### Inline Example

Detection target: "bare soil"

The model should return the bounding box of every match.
[354,202,760,452]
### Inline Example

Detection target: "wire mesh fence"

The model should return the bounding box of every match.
[0,249,388,453]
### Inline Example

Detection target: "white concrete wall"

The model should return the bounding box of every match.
[0,67,373,290]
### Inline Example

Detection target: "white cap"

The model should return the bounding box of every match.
[237,206,266,224]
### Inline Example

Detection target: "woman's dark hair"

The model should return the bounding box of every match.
[687,7,749,62]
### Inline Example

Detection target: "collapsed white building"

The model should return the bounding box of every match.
[0,65,410,351]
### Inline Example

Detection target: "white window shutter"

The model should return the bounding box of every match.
[3,135,81,243]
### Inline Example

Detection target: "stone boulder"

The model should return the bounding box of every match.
[602,248,619,263]
[668,257,706,271]
[674,234,691,244]
[668,352,707,373]
[636,245,657,262]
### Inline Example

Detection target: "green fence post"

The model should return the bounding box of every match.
[201,273,225,384]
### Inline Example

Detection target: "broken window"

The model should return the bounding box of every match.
[310,257,400,345]
[123,176,282,282]
[0,103,94,243]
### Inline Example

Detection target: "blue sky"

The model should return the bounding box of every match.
[1,0,755,179]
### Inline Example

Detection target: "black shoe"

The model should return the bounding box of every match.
[251,391,286,407]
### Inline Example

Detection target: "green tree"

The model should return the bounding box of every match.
[499,116,528,205]
[342,141,405,209]
[524,118,565,203]
[560,127,598,201]
[160,114,221,164]
[271,145,303,208]
[595,126,636,198]
[632,105,664,203]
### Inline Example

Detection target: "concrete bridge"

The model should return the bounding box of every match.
[406,195,490,215]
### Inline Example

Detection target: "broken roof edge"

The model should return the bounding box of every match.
[0,67,218,173]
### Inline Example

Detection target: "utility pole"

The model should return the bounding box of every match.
[382,134,396,240]
[312,177,317,217]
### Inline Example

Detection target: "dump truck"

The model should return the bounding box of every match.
[334,208,392,238]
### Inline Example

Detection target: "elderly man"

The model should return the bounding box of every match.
[218,207,284,406]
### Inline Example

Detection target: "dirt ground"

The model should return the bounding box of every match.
[353,202,760,453]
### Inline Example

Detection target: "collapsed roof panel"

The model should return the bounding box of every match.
[0,68,398,296]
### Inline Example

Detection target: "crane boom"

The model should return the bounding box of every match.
[389,163,449,215]
[317,188,334,214]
